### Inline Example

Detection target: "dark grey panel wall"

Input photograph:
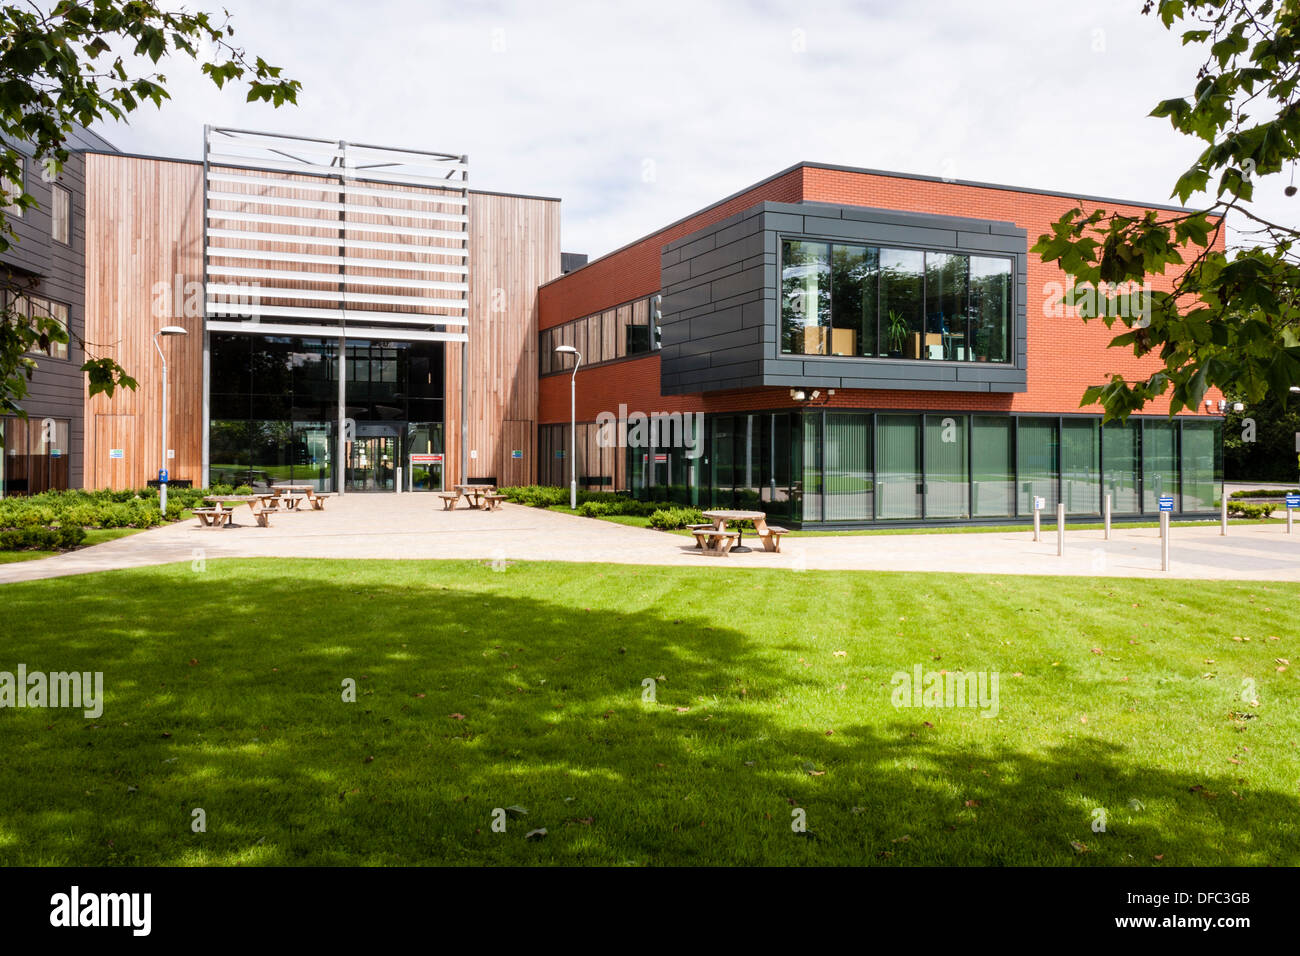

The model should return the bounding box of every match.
[659,201,1029,395]
[0,132,105,487]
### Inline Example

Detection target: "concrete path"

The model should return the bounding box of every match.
[1,495,1299,583]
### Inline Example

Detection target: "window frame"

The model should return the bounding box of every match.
[51,182,71,245]
[778,235,1015,365]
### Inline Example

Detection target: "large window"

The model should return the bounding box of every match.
[1,415,69,495]
[780,239,1012,363]
[1102,421,1140,514]
[1061,419,1100,515]
[824,413,873,520]
[1017,417,1059,514]
[876,414,921,519]
[925,414,969,518]
[971,416,1015,517]
[1181,420,1221,512]
[1142,420,1179,510]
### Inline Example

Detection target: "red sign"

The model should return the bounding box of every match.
[410,454,443,464]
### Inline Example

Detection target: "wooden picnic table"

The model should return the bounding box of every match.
[702,509,786,554]
[201,494,261,528]
[453,483,496,510]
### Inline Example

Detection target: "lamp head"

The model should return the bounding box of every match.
[554,345,578,355]
[157,326,188,337]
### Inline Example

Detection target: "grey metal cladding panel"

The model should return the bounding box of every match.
[709,342,766,367]
[990,221,1027,236]
[675,233,716,261]
[689,307,745,339]
[662,283,712,314]
[661,246,682,267]
[661,259,693,288]
[710,264,765,302]
[741,300,766,328]
[796,215,982,250]
[685,257,744,287]
[760,373,845,389]
[691,231,765,277]
[955,365,1026,384]
[801,360,958,382]
[761,212,806,234]
[709,214,766,251]
[956,232,1028,254]
[838,377,995,393]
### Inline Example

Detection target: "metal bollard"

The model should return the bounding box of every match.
[1289,508,1294,535]
[1057,502,1065,556]
[1033,499,1041,542]
[1221,495,1228,536]
[1103,494,1111,540]
[1160,512,1170,571]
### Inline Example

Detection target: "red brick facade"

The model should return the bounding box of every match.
[538,164,1224,424]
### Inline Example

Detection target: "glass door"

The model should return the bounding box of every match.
[346,436,396,491]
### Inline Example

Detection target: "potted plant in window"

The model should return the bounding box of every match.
[973,324,991,361]
[886,310,907,358]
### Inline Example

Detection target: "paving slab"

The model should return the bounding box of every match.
[1,495,1299,583]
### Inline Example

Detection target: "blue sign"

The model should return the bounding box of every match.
[1286,494,1300,509]
[1158,495,1174,513]
[158,469,169,483]
[554,450,564,458]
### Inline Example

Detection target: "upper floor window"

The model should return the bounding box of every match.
[7,292,70,360]
[539,295,656,375]
[2,155,24,218]
[780,238,1012,363]
[51,183,70,244]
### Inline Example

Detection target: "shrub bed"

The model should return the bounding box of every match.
[0,487,211,552]
[1227,501,1276,519]
[1230,489,1300,499]
[647,507,706,530]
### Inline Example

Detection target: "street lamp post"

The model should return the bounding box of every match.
[153,326,189,514]
[554,344,582,509]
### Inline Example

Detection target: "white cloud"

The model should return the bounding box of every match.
[94,0,1297,257]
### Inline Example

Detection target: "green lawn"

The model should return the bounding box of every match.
[1,558,1296,866]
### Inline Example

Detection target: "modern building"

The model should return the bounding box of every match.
[535,162,1225,527]
[0,124,117,495]
[0,128,1225,526]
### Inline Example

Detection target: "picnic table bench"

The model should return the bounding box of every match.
[193,506,232,528]
[691,528,740,555]
[482,493,507,511]
[199,494,271,529]
[438,490,461,510]
[453,484,497,510]
[699,510,788,554]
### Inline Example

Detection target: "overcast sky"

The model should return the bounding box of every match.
[96,0,1294,258]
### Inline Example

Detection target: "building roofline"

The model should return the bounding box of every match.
[79,149,561,202]
[539,160,1207,289]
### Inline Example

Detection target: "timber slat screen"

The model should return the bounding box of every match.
[203,127,470,344]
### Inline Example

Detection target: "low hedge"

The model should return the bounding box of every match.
[1227,501,1276,519]
[647,507,706,530]
[1229,489,1300,499]
[0,526,86,551]
[0,486,206,551]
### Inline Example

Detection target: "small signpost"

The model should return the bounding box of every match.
[1158,495,1174,571]
[1286,493,1299,534]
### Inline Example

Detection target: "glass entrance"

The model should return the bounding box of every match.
[346,436,396,491]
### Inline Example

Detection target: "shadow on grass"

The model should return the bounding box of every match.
[0,560,1293,866]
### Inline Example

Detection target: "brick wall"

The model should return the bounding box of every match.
[538,164,1225,424]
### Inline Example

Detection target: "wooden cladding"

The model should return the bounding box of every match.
[83,154,205,489]
[444,191,561,488]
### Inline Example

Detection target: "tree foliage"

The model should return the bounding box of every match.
[0,0,299,416]
[1033,0,1300,420]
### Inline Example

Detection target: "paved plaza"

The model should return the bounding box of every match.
[2,495,1299,584]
